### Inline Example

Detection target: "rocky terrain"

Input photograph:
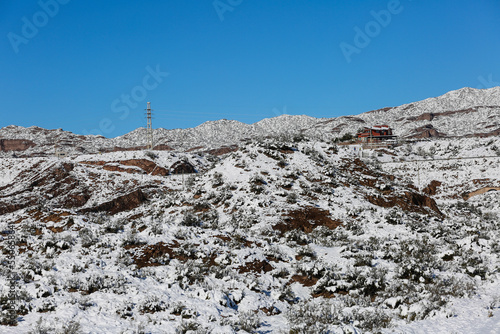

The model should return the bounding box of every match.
[0,87,499,333]
[1,87,500,156]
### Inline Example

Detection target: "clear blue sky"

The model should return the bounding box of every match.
[1,0,500,137]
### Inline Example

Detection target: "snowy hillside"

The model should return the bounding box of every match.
[309,87,500,139]
[1,132,499,333]
[1,87,499,156]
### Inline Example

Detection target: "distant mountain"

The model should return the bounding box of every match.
[304,86,500,139]
[1,87,499,156]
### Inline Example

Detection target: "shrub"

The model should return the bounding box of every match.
[78,227,97,247]
[180,211,201,227]
[150,219,164,235]
[287,300,339,333]
[103,219,125,233]
[193,201,210,212]
[176,320,201,334]
[334,132,354,143]
[145,151,158,160]
[329,145,339,154]
[121,228,144,247]
[351,307,391,331]
[237,311,261,332]
[286,191,298,204]
[491,145,500,156]
[249,175,266,194]
[139,295,168,314]
[28,317,82,334]
[212,172,224,187]
[296,245,316,260]
[185,175,197,188]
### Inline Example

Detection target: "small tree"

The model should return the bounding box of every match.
[333,133,354,143]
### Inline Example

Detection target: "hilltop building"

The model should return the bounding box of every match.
[357,125,396,143]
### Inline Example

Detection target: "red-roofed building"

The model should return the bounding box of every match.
[357,125,396,143]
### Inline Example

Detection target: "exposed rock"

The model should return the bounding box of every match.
[343,116,366,123]
[110,146,147,152]
[153,144,174,151]
[290,274,319,287]
[103,164,144,175]
[64,192,91,208]
[366,107,393,114]
[185,146,205,152]
[0,139,36,151]
[238,260,273,274]
[81,159,169,176]
[80,161,106,166]
[423,180,442,196]
[119,159,169,176]
[415,108,481,123]
[206,145,239,156]
[375,149,397,156]
[367,191,443,216]
[330,123,347,133]
[170,161,197,174]
[80,189,148,215]
[273,206,342,234]
[131,241,181,268]
[408,124,445,138]
[109,145,173,152]
[0,161,89,213]
[415,113,435,121]
[469,127,500,138]
[0,202,33,215]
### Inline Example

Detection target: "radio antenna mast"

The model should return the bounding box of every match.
[145,102,153,150]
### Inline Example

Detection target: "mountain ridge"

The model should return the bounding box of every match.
[1,86,499,156]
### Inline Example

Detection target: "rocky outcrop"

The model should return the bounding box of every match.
[273,206,342,234]
[153,144,174,151]
[0,162,90,213]
[103,164,144,174]
[367,191,443,216]
[110,146,147,152]
[423,180,442,196]
[407,124,445,138]
[130,241,181,268]
[81,159,169,176]
[206,145,239,156]
[0,139,36,151]
[119,159,169,176]
[0,202,34,215]
[469,127,500,138]
[415,113,435,121]
[238,260,273,274]
[170,161,197,174]
[80,189,148,215]
[367,107,393,114]
[110,145,173,152]
[414,108,481,123]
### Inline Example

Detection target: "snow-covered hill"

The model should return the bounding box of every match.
[1,87,499,157]
[309,86,500,139]
[0,132,499,333]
